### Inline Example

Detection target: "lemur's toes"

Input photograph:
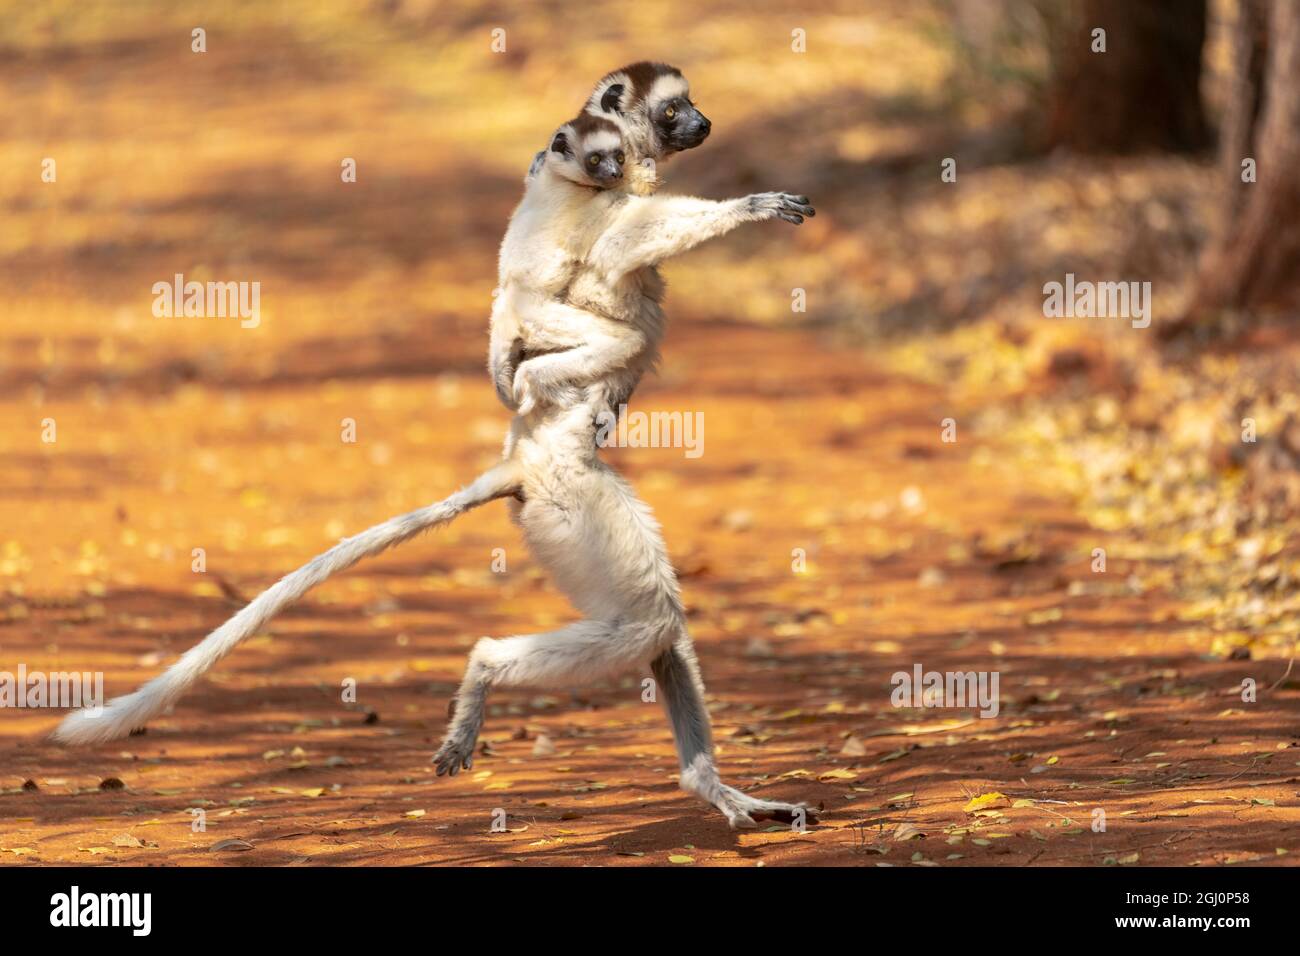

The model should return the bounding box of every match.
[432,742,473,776]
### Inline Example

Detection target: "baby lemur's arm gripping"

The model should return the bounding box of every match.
[510,302,648,414]
[587,192,815,280]
[490,336,525,411]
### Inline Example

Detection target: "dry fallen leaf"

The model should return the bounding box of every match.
[210,839,254,852]
[963,792,1011,813]
[893,822,923,841]
[818,768,859,781]
[840,736,867,756]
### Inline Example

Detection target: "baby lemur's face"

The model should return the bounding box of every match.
[547,114,627,189]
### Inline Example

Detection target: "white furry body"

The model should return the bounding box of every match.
[439,168,818,827]
[488,160,661,415]
[53,127,814,828]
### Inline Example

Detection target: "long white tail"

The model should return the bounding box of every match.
[52,460,521,746]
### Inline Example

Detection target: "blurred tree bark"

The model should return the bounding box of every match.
[1175,0,1300,330]
[1045,0,1208,154]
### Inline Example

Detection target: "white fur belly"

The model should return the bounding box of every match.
[511,410,680,623]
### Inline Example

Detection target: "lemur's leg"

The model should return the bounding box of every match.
[433,616,673,776]
[512,303,647,415]
[521,434,816,827]
[435,418,680,775]
[440,420,816,827]
[651,638,817,829]
[588,192,816,277]
[531,445,817,828]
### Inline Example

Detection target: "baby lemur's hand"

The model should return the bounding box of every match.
[490,340,525,411]
[512,362,583,417]
[512,365,539,416]
[745,192,816,225]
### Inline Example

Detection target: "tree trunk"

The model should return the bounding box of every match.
[1215,0,1270,215]
[1188,0,1300,321]
[1044,0,1209,154]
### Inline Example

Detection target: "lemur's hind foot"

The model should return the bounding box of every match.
[432,731,477,776]
[432,682,484,776]
[681,756,819,830]
[711,785,819,830]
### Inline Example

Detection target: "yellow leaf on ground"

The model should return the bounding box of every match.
[818,768,859,781]
[963,792,1011,813]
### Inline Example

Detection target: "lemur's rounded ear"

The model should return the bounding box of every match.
[549,131,568,155]
[599,83,626,114]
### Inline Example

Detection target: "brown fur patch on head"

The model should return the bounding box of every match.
[567,112,623,143]
[603,62,682,102]
[591,61,686,116]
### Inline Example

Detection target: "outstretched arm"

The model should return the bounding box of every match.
[588,192,814,280]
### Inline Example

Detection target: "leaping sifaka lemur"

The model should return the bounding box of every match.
[54,62,818,829]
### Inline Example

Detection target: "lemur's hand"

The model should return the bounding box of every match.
[494,363,518,410]
[746,192,816,225]
[512,362,582,417]
[513,365,539,417]
[490,340,524,411]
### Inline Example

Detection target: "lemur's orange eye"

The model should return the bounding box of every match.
[615,152,625,165]
[588,154,600,166]
[664,106,676,120]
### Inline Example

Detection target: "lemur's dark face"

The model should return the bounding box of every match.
[653,94,710,153]
[582,141,626,185]
[593,63,711,160]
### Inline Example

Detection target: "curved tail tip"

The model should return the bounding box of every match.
[50,706,138,747]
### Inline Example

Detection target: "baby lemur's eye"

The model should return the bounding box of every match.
[615,152,625,165]
[664,106,676,120]
[588,154,601,166]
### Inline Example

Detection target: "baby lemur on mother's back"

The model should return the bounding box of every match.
[444,64,819,827]
[55,61,818,829]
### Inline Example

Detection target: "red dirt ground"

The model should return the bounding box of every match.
[2,321,1297,867]
[2,0,1297,867]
